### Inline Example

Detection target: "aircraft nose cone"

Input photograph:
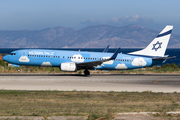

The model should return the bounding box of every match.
[2,55,8,62]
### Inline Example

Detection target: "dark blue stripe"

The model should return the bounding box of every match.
[156,30,172,38]
[128,54,164,58]
[127,54,153,58]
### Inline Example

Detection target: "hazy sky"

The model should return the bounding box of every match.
[0,0,180,34]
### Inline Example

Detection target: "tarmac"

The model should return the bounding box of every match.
[0,74,180,92]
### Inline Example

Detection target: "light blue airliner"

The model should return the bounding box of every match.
[3,26,174,75]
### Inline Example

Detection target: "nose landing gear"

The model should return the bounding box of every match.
[84,70,90,76]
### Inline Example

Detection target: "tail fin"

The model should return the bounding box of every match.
[129,25,173,57]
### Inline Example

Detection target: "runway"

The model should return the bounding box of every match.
[0,74,180,92]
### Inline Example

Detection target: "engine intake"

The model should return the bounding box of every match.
[60,62,77,72]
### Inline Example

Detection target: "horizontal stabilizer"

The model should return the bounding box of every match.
[152,56,176,60]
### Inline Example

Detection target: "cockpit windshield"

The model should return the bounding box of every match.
[10,53,16,55]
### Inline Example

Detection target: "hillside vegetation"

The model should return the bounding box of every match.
[0,24,180,48]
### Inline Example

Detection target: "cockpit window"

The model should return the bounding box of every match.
[10,53,16,55]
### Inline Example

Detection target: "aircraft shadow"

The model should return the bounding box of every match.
[0,73,180,77]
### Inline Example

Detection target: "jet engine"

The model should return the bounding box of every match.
[60,62,77,72]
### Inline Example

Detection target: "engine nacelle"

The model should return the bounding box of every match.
[60,62,77,72]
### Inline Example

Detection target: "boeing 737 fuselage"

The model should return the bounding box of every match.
[2,26,174,75]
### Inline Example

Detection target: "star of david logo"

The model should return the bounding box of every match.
[152,41,162,51]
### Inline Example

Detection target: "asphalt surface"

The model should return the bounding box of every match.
[0,74,180,92]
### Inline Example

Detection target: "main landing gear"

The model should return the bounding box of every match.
[84,70,90,76]
[18,67,21,72]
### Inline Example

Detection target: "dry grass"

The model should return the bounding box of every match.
[0,91,180,119]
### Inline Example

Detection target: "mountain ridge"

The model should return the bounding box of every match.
[0,24,179,48]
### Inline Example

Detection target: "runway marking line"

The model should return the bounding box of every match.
[154,79,166,85]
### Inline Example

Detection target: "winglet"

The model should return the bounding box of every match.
[110,48,121,60]
[103,45,110,52]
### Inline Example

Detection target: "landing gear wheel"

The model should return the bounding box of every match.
[84,70,90,76]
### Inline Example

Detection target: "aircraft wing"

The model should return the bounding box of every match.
[77,48,120,69]
[103,45,110,52]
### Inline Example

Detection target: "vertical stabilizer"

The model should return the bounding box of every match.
[129,25,173,57]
